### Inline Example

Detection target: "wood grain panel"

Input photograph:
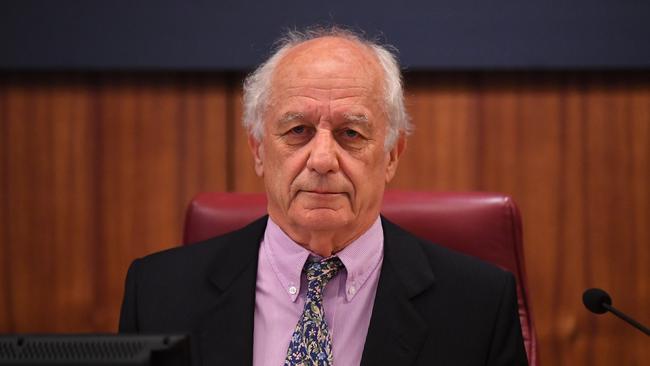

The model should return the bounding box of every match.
[1,77,95,331]
[0,82,8,331]
[0,73,229,332]
[550,77,589,363]
[578,77,650,366]
[1,72,649,365]
[392,74,480,190]
[230,80,265,192]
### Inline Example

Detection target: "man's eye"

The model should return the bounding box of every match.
[282,125,313,145]
[343,129,360,139]
[290,126,306,135]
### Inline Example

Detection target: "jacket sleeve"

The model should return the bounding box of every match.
[118,258,141,333]
[487,272,529,365]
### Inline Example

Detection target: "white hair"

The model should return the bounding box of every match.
[242,26,412,150]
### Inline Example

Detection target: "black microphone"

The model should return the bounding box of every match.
[582,288,649,336]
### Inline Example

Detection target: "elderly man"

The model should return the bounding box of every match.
[119,27,528,366]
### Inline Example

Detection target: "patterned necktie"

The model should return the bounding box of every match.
[284,257,344,366]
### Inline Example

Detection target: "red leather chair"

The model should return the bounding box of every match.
[184,191,538,365]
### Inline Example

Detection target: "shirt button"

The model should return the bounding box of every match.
[288,286,297,295]
[348,286,356,295]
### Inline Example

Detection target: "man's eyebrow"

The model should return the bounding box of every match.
[342,113,369,123]
[278,112,305,125]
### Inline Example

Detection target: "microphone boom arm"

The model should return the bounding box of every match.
[602,303,650,336]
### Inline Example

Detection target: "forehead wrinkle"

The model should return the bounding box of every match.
[281,85,371,93]
[273,89,377,109]
[288,76,364,81]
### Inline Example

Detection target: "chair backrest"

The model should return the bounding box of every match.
[184,190,538,365]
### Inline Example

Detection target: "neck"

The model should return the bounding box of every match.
[297,231,345,257]
[271,215,377,257]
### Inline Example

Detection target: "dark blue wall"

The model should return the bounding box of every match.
[2,0,649,70]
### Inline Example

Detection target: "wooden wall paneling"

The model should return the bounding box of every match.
[622,84,649,365]
[132,77,183,251]
[1,76,96,331]
[517,75,567,365]
[0,74,231,332]
[602,80,638,365]
[584,79,627,365]
[551,75,589,365]
[94,75,230,330]
[473,74,546,358]
[583,77,650,366]
[393,74,480,191]
[4,79,56,331]
[0,81,6,330]
[0,77,9,331]
[628,86,650,365]
[0,78,21,332]
[475,75,522,195]
[96,76,142,331]
[50,77,96,331]
[231,82,265,193]
[189,76,230,194]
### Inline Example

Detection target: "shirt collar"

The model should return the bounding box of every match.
[262,216,384,302]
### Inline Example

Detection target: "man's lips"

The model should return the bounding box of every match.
[301,190,344,195]
[295,190,349,207]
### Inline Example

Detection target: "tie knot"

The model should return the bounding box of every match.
[304,257,343,286]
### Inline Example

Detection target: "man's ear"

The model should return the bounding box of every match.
[248,134,264,177]
[385,132,407,183]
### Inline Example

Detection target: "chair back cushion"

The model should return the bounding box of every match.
[183,190,538,365]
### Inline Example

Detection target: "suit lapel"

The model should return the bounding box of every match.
[196,217,268,366]
[361,217,436,366]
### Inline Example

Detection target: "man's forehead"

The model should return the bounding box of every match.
[277,110,370,126]
[271,84,376,101]
[270,90,383,121]
[283,36,376,63]
[272,37,383,89]
[264,37,387,126]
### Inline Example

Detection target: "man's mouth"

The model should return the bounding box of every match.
[302,190,343,195]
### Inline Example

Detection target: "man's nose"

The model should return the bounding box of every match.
[306,130,340,174]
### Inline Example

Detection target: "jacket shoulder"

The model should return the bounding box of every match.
[119,216,267,332]
[133,216,267,277]
[381,216,513,293]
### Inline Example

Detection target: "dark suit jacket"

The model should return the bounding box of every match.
[119,216,528,365]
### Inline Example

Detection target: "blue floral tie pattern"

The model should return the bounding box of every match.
[284,257,344,366]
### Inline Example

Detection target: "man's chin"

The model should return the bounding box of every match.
[290,208,352,231]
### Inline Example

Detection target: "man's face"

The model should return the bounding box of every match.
[250,37,404,247]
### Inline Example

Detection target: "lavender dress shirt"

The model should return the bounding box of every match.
[253,217,384,366]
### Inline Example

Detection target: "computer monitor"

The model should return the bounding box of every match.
[0,334,191,365]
